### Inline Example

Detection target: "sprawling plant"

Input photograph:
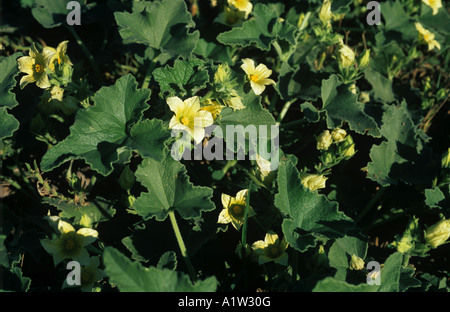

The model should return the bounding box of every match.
[0,0,448,292]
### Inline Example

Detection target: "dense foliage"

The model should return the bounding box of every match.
[0,0,449,292]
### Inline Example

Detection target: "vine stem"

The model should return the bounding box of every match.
[168,210,197,283]
[66,26,103,84]
[141,52,161,89]
[276,99,296,125]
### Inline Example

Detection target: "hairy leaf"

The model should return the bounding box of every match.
[103,247,217,292]
[217,3,297,51]
[275,154,354,251]
[114,0,199,58]
[40,74,168,176]
[153,58,209,98]
[321,75,380,137]
[133,152,215,221]
[0,53,22,140]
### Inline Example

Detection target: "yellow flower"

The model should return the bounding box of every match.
[17,44,53,89]
[168,96,214,144]
[49,85,64,101]
[425,218,450,248]
[214,63,231,84]
[255,154,276,186]
[300,173,328,191]
[359,49,371,68]
[62,256,105,292]
[224,89,245,110]
[391,236,414,254]
[415,23,441,51]
[316,130,333,150]
[319,0,333,25]
[349,254,365,270]
[422,0,442,15]
[228,0,252,18]
[331,128,347,143]
[218,189,255,230]
[442,147,450,168]
[341,144,356,158]
[44,40,73,71]
[40,220,98,266]
[338,39,355,68]
[200,99,224,120]
[251,232,289,266]
[241,58,276,95]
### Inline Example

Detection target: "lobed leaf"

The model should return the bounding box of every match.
[40,74,168,176]
[217,3,297,51]
[103,247,217,292]
[133,152,216,221]
[114,0,199,58]
[0,53,22,140]
[274,154,354,251]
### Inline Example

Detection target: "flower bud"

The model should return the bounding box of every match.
[341,144,356,158]
[425,218,450,248]
[316,130,333,150]
[338,39,355,68]
[331,128,347,143]
[300,173,328,191]
[214,63,231,84]
[442,148,450,168]
[320,150,334,166]
[319,0,333,25]
[391,235,414,254]
[359,49,371,68]
[349,254,365,270]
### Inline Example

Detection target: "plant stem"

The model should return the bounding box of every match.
[276,99,295,125]
[66,26,103,84]
[241,181,252,256]
[141,52,160,89]
[168,210,197,283]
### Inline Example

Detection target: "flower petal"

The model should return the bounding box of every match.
[241,58,255,76]
[221,193,231,208]
[218,208,232,224]
[250,81,266,95]
[167,96,185,115]
[58,220,76,234]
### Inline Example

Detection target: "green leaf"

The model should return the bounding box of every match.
[114,0,199,58]
[378,252,403,292]
[314,252,405,292]
[157,251,177,270]
[42,196,116,225]
[328,233,368,280]
[0,52,22,140]
[32,0,83,28]
[275,62,322,102]
[217,3,297,51]
[40,74,169,176]
[425,187,445,209]
[321,75,380,137]
[193,39,233,64]
[274,154,354,251]
[214,92,277,155]
[103,247,217,292]
[313,277,378,292]
[153,58,209,98]
[366,101,438,186]
[0,267,31,292]
[363,67,396,103]
[380,1,417,42]
[127,118,170,161]
[133,152,216,221]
